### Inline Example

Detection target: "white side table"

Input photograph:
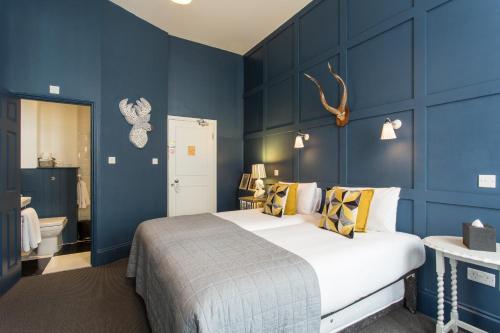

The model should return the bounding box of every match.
[423,236,500,333]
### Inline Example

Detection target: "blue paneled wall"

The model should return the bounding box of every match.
[243,0,500,329]
[168,37,244,212]
[2,0,243,265]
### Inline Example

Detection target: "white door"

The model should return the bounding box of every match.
[168,116,217,216]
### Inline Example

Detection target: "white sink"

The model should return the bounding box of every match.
[21,196,32,208]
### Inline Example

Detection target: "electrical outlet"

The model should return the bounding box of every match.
[108,156,116,165]
[478,175,496,188]
[274,169,279,176]
[467,267,496,287]
[152,158,159,165]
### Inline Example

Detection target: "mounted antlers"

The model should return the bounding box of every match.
[304,62,350,126]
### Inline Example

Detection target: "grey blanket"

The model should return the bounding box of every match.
[127,213,321,333]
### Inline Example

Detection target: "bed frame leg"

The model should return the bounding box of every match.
[404,272,417,314]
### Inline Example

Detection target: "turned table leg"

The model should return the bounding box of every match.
[450,258,459,333]
[436,251,445,333]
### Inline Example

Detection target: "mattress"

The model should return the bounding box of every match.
[215,209,425,316]
[320,280,404,333]
[213,208,321,232]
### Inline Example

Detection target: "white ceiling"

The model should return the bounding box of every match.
[110,0,313,55]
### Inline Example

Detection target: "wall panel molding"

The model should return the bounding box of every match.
[267,24,295,80]
[347,0,413,39]
[347,19,414,111]
[243,0,500,325]
[426,0,500,95]
[298,124,340,184]
[425,79,500,107]
[243,91,263,134]
[346,109,414,188]
[298,0,340,64]
[244,47,264,91]
[267,76,295,129]
[426,93,500,194]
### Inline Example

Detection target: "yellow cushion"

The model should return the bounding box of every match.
[319,188,361,238]
[263,183,290,217]
[281,182,298,215]
[333,187,374,232]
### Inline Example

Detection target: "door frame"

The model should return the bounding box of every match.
[14,93,97,266]
[167,115,217,216]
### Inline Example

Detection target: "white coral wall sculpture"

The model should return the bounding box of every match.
[119,98,152,148]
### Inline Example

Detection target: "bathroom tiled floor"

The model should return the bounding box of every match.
[21,257,52,276]
[22,240,91,277]
[42,251,91,274]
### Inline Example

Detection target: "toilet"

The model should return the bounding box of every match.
[37,217,68,256]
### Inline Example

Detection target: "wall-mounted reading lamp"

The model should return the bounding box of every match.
[294,132,310,149]
[380,118,402,140]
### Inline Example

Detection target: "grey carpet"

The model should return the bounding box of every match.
[357,306,434,333]
[0,258,435,333]
[0,259,150,333]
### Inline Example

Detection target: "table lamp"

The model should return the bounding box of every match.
[251,164,267,198]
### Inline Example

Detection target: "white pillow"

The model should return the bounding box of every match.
[280,182,318,214]
[314,188,322,212]
[338,186,401,232]
[296,182,318,214]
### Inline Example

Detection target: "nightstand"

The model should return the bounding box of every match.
[238,196,266,210]
[423,236,500,333]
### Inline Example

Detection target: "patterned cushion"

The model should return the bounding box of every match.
[332,187,374,232]
[280,182,298,215]
[319,188,361,238]
[263,183,290,217]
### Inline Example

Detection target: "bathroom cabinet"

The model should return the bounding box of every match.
[21,168,78,244]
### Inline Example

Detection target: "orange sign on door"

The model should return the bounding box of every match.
[187,145,196,156]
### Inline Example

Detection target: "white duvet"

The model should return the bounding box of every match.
[214,208,320,231]
[214,209,425,316]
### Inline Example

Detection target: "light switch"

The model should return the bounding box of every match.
[478,175,496,188]
[108,156,116,165]
[274,169,279,176]
[49,85,60,95]
[152,158,159,165]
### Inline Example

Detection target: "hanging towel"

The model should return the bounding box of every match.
[77,179,91,209]
[21,208,42,252]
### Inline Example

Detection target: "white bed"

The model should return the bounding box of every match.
[214,209,425,332]
[214,208,321,231]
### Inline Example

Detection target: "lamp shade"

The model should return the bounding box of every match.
[251,164,267,179]
[294,135,304,149]
[380,121,397,140]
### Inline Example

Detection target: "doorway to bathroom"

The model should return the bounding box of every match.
[19,98,93,276]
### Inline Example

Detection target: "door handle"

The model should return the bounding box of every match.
[171,179,180,193]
